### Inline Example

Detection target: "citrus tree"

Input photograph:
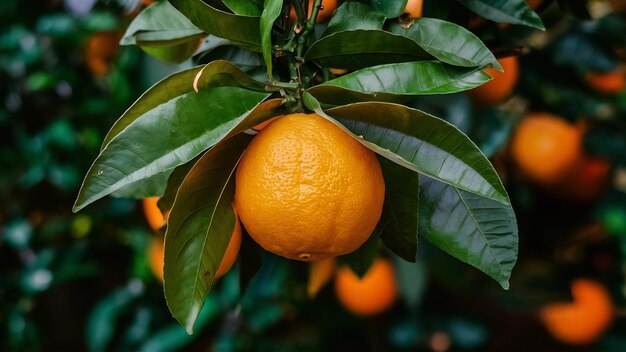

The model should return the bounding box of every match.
[72,0,541,334]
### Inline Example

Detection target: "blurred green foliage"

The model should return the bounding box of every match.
[1,0,626,351]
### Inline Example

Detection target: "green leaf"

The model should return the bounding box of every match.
[140,37,203,64]
[157,158,200,215]
[338,231,381,278]
[371,0,408,18]
[305,29,431,70]
[164,134,251,334]
[222,0,263,16]
[73,87,271,212]
[389,19,501,69]
[171,0,262,52]
[101,60,266,150]
[378,158,419,262]
[322,2,386,37]
[110,170,172,199]
[306,61,491,105]
[260,0,283,79]
[419,175,518,289]
[322,101,510,205]
[120,1,204,45]
[456,0,545,30]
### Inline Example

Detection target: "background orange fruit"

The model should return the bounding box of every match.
[147,210,242,282]
[288,0,338,24]
[142,197,168,231]
[84,31,122,76]
[585,69,626,94]
[540,279,614,345]
[468,56,519,106]
[335,258,398,316]
[510,113,581,185]
[234,113,385,262]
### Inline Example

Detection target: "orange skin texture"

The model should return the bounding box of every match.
[403,0,424,18]
[84,31,123,76]
[289,0,338,24]
[510,113,582,185]
[540,279,614,345]
[142,197,168,231]
[585,70,626,94]
[468,56,519,106]
[335,258,398,316]
[148,214,242,282]
[235,113,385,262]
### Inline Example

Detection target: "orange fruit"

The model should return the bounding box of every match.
[234,113,385,262]
[308,258,336,297]
[84,31,122,76]
[510,113,582,185]
[335,258,397,316]
[468,56,519,106]
[142,197,168,231]
[328,68,350,75]
[540,279,614,345]
[147,208,242,282]
[288,0,338,24]
[585,69,626,94]
[403,0,424,18]
[556,157,611,201]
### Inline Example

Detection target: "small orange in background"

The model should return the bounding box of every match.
[510,113,582,185]
[403,0,424,18]
[585,69,626,95]
[540,279,614,345]
[147,209,242,282]
[468,56,519,106]
[84,31,123,76]
[335,258,397,316]
[288,0,338,24]
[556,156,611,201]
[142,197,168,231]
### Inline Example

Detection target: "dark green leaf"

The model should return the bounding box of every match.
[419,175,518,289]
[305,29,431,70]
[306,61,491,105]
[338,231,381,278]
[222,0,263,16]
[321,101,510,204]
[157,158,200,214]
[101,60,266,150]
[389,19,500,69]
[456,0,545,30]
[322,2,386,37]
[121,1,203,45]
[378,158,419,262]
[171,0,262,52]
[371,0,408,18]
[260,0,283,78]
[73,88,272,212]
[110,170,172,199]
[164,134,251,334]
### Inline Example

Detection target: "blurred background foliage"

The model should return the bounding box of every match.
[1,0,626,351]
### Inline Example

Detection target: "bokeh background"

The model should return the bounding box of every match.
[1,0,626,351]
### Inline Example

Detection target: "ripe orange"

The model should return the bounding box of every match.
[468,56,519,106]
[84,31,122,76]
[540,279,614,345]
[335,258,397,316]
[234,113,385,262]
[510,113,581,185]
[288,0,338,24]
[556,157,611,201]
[585,69,626,94]
[147,209,242,281]
[403,0,424,18]
[142,197,168,231]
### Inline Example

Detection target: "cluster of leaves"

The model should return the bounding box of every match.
[70,0,559,334]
